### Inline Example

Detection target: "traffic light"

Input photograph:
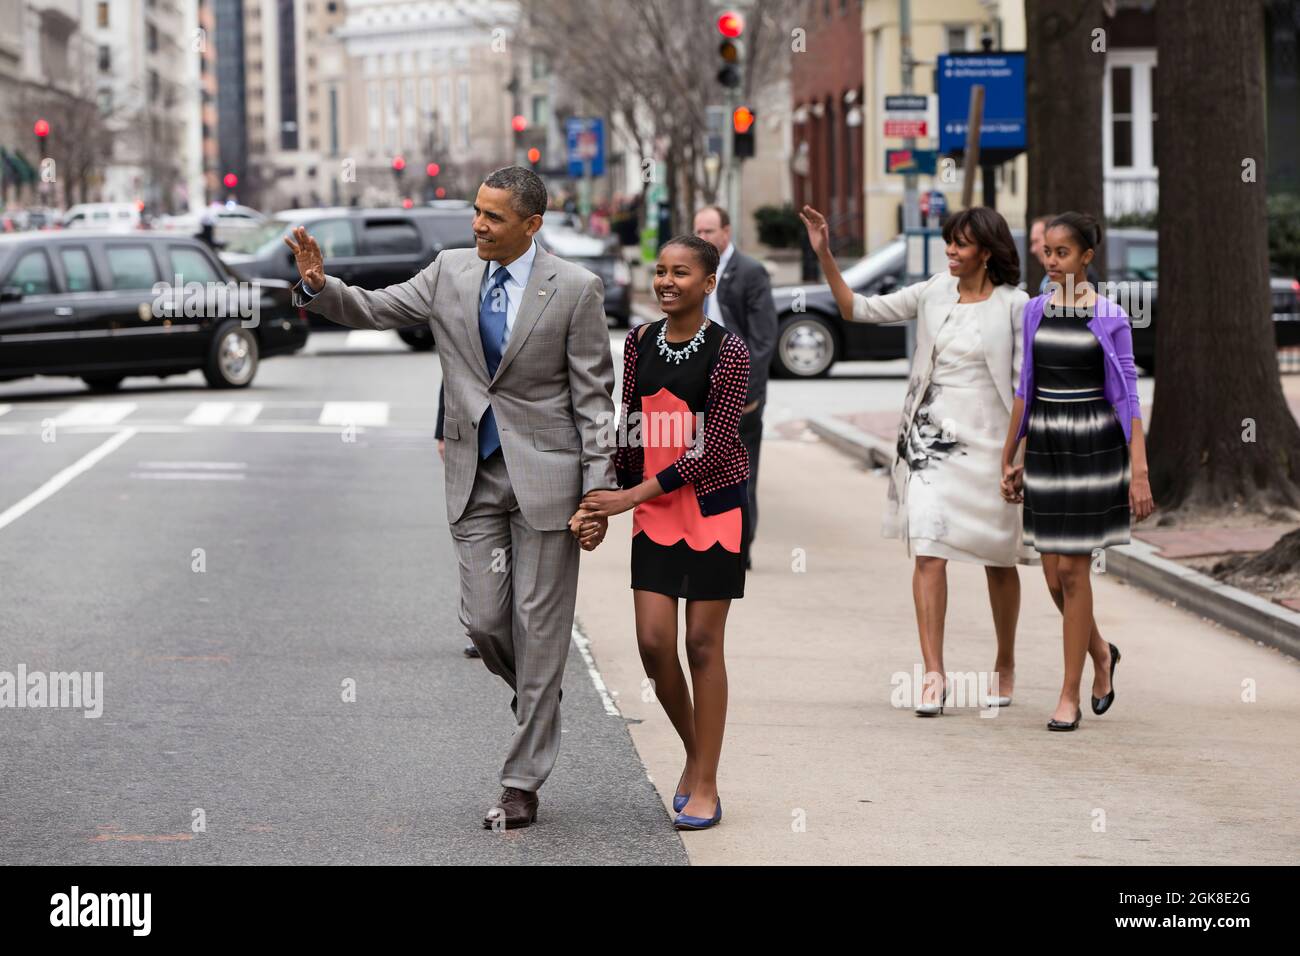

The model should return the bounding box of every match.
[527,147,541,168]
[732,106,755,159]
[716,10,744,89]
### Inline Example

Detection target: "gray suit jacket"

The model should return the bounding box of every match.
[293,246,618,531]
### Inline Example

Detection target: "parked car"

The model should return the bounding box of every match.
[155,204,267,247]
[535,223,632,325]
[62,203,141,231]
[770,228,1300,377]
[219,205,476,350]
[0,231,308,391]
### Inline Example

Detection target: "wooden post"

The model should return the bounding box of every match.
[960,85,985,210]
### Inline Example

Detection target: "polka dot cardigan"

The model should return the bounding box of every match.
[613,323,751,516]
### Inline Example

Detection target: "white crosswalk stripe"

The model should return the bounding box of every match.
[50,402,138,426]
[182,402,264,426]
[0,404,11,418]
[317,401,390,426]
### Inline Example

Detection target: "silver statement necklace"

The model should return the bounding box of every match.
[657,319,709,364]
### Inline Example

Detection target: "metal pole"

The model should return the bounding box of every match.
[723,87,738,229]
[960,85,984,210]
[900,0,919,231]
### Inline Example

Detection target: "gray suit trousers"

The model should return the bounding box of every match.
[451,451,579,791]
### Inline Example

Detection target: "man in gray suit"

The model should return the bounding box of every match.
[285,167,615,830]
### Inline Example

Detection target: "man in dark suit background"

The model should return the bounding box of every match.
[693,205,778,570]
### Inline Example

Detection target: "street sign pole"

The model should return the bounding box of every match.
[900,0,920,234]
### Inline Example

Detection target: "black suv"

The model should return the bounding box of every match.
[0,231,307,391]
[219,206,476,350]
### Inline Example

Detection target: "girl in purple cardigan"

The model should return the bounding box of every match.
[999,212,1154,732]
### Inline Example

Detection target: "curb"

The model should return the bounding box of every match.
[808,415,1300,660]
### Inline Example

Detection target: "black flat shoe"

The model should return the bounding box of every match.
[1091,643,1121,715]
[1047,708,1082,732]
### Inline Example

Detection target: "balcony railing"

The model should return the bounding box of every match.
[1105,175,1159,219]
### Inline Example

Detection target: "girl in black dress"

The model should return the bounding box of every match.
[1000,212,1154,732]
[573,235,750,830]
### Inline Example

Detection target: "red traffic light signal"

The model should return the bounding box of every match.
[34,118,50,138]
[402,198,414,209]
[392,155,406,172]
[717,11,744,37]
[512,115,528,133]
[435,186,446,199]
[223,172,238,189]
[527,147,541,165]
[733,106,755,134]
[426,162,440,177]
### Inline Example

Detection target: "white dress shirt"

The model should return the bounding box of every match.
[704,242,734,328]
[480,239,538,344]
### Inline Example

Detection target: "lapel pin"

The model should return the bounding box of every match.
[538,290,546,296]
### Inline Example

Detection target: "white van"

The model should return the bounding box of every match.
[62,203,141,230]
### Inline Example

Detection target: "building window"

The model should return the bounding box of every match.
[147,23,158,53]
[97,1,109,27]
[148,69,160,100]
[98,45,111,72]
[531,94,549,126]
[945,25,968,52]
[1103,50,1158,217]
[458,77,470,149]
[1110,65,1133,167]
[368,82,381,149]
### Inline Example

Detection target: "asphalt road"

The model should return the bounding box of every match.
[0,330,685,864]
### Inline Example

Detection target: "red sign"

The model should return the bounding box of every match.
[884,119,927,138]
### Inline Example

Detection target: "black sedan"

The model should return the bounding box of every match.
[0,231,308,391]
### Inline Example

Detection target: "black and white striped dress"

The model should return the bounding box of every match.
[1023,305,1130,555]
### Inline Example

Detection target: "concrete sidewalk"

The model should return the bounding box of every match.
[573,437,1300,865]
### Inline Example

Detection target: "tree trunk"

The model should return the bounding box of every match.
[1148,0,1300,516]
[1025,0,1106,288]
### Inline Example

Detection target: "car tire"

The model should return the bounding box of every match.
[397,326,435,351]
[773,313,839,378]
[204,320,259,388]
[82,374,125,392]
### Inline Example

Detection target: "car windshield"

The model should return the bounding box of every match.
[223,219,294,255]
[836,239,906,288]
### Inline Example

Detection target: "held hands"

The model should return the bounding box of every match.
[567,509,607,551]
[284,226,326,292]
[798,205,830,258]
[1000,461,1024,504]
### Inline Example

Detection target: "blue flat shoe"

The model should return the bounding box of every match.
[672,791,690,813]
[674,798,722,830]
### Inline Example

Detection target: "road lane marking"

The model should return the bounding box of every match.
[137,461,246,469]
[183,402,235,425]
[0,404,11,418]
[343,329,406,350]
[129,472,245,480]
[571,621,621,717]
[225,402,263,425]
[50,402,138,426]
[0,428,137,533]
[318,401,390,426]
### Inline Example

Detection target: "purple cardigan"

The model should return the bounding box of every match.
[1015,293,1142,443]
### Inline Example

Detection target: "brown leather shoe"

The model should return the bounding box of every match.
[483,787,538,830]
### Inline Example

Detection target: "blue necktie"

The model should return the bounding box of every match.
[477,267,510,458]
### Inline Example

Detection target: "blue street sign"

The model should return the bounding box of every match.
[566,117,605,177]
[937,52,1026,154]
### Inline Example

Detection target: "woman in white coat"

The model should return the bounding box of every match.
[801,205,1030,715]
